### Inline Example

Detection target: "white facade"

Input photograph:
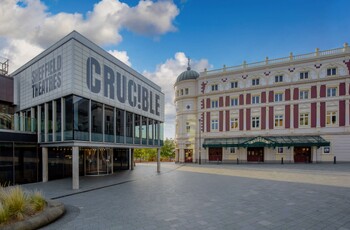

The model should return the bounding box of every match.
[175,44,350,163]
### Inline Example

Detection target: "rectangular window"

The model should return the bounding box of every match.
[299,113,309,126]
[231,98,238,106]
[274,93,283,102]
[252,78,260,86]
[185,88,189,95]
[211,100,218,108]
[231,81,238,89]
[275,75,283,83]
[211,84,218,91]
[327,68,337,76]
[229,147,236,154]
[230,117,238,129]
[323,146,330,154]
[299,90,309,100]
[186,122,190,133]
[274,114,283,127]
[300,71,309,80]
[211,119,218,130]
[181,89,183,95]
[326,111,337,126]
[252,116,260,128]
[327,87,337,97]
[278,147,284,153]
[252,95,260,104]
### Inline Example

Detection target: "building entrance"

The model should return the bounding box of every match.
[208,147,222,161]
[84,148,113,175]
[247,147,264,162]
[294,147,311,163]
[184,149,193,162]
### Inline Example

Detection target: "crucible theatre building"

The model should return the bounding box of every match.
[175,44,350,163]
[0,31,164,189]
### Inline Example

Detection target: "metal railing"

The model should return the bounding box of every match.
[203,43,349,75]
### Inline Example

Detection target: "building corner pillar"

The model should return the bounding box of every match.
[157,148,161,173]
[129,148,134,170]
[72,146,79,190]
[42,147,48,182]
[312,146,317,163]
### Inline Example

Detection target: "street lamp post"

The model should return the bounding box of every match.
[198,118,201,165]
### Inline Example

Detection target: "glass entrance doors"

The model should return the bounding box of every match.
[84,148,113,175]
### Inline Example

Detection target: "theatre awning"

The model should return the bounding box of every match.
[202,136,330,148]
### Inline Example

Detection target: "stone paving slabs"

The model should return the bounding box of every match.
[27,163,350,230]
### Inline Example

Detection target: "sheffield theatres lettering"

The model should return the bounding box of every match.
[32,55,62,98]
[86,57,161,116]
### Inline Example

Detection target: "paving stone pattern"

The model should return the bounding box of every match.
[29,163,350,230]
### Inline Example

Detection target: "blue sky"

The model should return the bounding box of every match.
[40,0,350,72]
[0,0,349,139]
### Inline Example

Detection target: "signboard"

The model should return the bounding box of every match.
[13,34,164,121]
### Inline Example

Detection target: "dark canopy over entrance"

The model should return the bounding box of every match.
[203,136,330,149]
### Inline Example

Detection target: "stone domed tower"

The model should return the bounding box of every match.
[174,60,200,163]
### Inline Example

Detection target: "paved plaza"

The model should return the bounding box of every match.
[22,162,350,230]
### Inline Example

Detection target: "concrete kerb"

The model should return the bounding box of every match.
[1,200,65,230]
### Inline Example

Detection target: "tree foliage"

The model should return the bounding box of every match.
[134,138,175,162]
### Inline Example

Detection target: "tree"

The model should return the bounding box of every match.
[161,138,175,161]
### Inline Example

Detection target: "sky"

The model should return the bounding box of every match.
[0,0,349,139]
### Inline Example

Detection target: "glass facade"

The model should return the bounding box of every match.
[21,95,163,146]
[0,142,40,185]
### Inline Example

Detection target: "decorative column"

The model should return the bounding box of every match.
[157,148,161,173]
[42,147,48,182]
[290,147,294,163]
[72,146,79,190]
[312,146,317,163]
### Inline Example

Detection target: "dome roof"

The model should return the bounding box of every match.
[176,66,199,83]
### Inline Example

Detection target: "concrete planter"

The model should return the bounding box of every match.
[2,200,65,230]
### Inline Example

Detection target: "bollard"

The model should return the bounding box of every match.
[334,156,336,164]
[237,158,239,165]
[281,157,284,164]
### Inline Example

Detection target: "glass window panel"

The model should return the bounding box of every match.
[74,96,89,141]
[0,142,14,185]
[64,96,73,140]
[40,105,45,142]
[104,106,114,143]
[142,117,148,145]
[14,143,39,184]
[148,119,154,145]
[91,101,103,142]
[48,102,53,142]
[126,112,133,144]
[160,122,164,146]
[116,109,125,143]
[55,99,62,141]
[134,114,141,144]
[154,120,159,146]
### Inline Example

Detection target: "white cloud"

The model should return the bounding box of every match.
[0,0,179,72]
[0,38,44,72]
[108,50,131,66]
[143,52,211,139]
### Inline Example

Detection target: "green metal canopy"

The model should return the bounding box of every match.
[202,136,330,149]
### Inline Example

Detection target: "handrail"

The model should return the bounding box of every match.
[203,44,349,75]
